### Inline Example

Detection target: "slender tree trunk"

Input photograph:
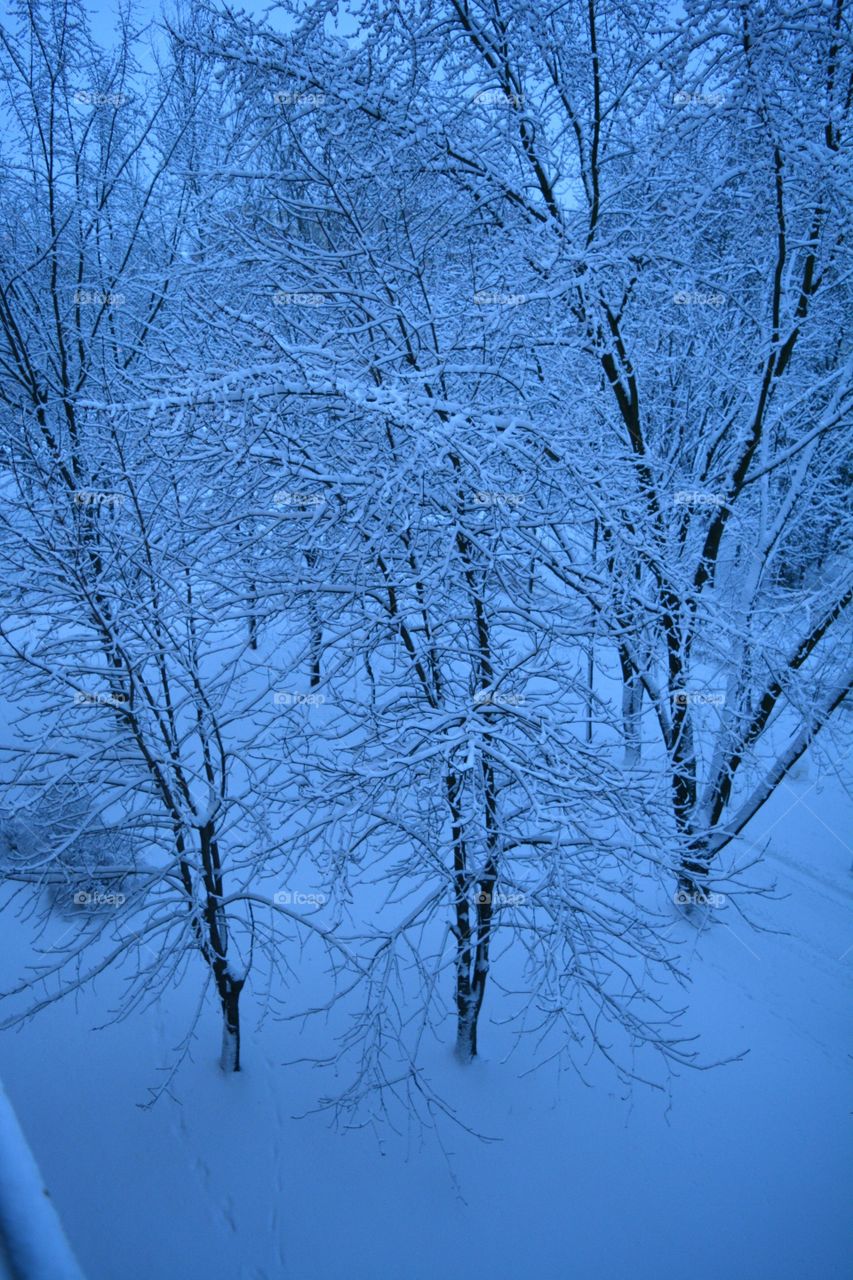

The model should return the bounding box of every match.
[455,1007,478,1060]
[453,757,498,1062]
[305,549,322,687]
[455,884,495,1061]
[455,981,477,1061]
[619,646,642,765]
[309,609,322,689]
[447,771,477,1061]
[248,578,258,651]
[218,973,244,1072]
[670,703,709,900]
[587,519,598,744]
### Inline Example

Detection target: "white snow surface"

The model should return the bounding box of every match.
[0,764,850,1280]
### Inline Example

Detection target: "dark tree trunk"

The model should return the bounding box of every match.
[309,612,322,688]
[218,973,245,1072]
[455,970,477,1061]
[455,882,495,1061]
[587,518,598,744]
[619,646,642,764]
[248,578,258,651]
[447,770,477,1061]
[303,548,322,687]
[453,764,498,1062]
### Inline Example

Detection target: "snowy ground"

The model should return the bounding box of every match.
[1,760,850,1280]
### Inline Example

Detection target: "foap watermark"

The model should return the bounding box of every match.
[475,491,525,508]
[74,289,125,307]
[74,690,128,708]
[473,689,526,707]
[673,290,725,307]
[74,491,125,509]
[672,690,725,707]
[73,890,126,907]
[273,691,325,707]
[273,290,326,307]
[673,490,726,508]
[472,88,524,109]
[273,490,325,508]
[74,90,130,107]
[273,890,327,906]
[473,291,526,306]
[673,90,727,108]
[273,90,326,108]
[673,888,726,908]
[474,889,525,906]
